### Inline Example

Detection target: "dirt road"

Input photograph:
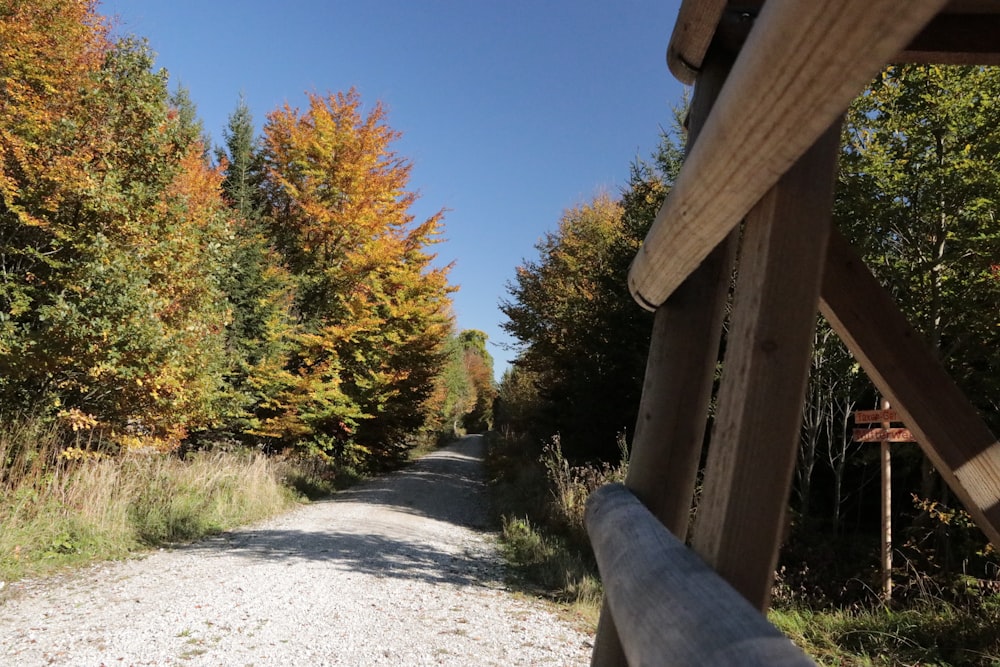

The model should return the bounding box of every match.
[0,435,592,665]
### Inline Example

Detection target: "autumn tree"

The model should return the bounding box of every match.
[0,7,234,449]
[500,127,683,459]
[260,90,453,466]
[501,193,640,458]
[424,329,496,436]
[459,330,496,433]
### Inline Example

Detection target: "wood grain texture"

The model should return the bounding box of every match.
[629,0,946,311]
[689,120,842,610]
[586,484,817,667]
[820,229,1000,548]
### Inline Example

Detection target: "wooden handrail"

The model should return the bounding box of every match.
[628,0,946,312]
[586,484,816,667]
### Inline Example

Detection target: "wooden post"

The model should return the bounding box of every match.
[852,405,917,600]
[880,399,893,600]
[689,119,843,610]
[589,44,736,667]
[587,484,817,667]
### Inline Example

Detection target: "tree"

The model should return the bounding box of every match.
[499,126,683,460]
[0,20,234,449]
[459,330,496,433]
[260,89,453,466]
[836,64,1000,501]
[838,64,1000,426]
[215,95,295,442]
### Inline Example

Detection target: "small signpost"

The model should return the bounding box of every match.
[853,400,916,600]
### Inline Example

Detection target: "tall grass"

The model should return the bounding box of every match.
[486,431,628,628]
[771,597,1000,666]
[0,417,299,583]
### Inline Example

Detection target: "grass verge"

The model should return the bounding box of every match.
[485,430,627,629]
[0,418,343,585]
[771,597,1000,666]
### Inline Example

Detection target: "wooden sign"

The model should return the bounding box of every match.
[853,409,899,424]
[852,428,914,443]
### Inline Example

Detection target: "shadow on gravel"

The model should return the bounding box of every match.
[174,436,502,588]
[185,529,501,588]
[333,435,492,529]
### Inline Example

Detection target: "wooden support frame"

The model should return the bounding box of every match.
[689,120,842,609]
[820,229,1000,547]
[590,0,1000,663]
[587,484,816,667]
[629,0,946,311]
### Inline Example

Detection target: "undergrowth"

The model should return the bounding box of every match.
[485,430,628,628]
[0,417,344,584]
[771,596,1000,666]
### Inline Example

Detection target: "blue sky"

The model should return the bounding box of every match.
[98,0,688,378]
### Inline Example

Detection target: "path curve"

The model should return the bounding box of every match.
[0,436,592,665]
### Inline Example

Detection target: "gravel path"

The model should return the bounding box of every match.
[0,435,592,666]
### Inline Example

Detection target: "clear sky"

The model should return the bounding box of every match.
[97,0,688,378]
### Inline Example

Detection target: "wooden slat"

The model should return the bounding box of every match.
[899,14,1000,65]
[820,229,1000,548]
[689,120,842,610]
[589,45,737,667]
[665,0,1000,85]
[586,484,817,667]
[628,0,946,312]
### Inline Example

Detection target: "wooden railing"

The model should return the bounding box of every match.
[589,1,1000,665]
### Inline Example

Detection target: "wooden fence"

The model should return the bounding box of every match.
[589,2,1000,665]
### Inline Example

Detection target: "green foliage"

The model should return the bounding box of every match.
[837,64,1000,427]
[499,123,684,460]
[771,598,1000,666]
[493,364,543,437]
[486,429,627,625]
[785,64,1000,601]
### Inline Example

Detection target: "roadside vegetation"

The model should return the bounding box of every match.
[0,2,497,588]
[494,65,1000,664]
[486,429,627,627]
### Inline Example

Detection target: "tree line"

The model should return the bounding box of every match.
[0,0,493,470]
[498,65,1000,592]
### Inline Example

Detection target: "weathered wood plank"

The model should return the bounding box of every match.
[628,0,946,311]
[820,229,1000,548]
[586,484,817,667]
[689,120,842,610]
[589,44,737,667]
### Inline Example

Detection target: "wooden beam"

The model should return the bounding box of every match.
[586,484,816,667]
[689,120,842,610]
[666,0,727,84]
[899,14,1000,65]
[820,229,1000,548]
[589,45,737,667]
[628,0,946,311]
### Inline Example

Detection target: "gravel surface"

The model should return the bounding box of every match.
[0,435,592,666]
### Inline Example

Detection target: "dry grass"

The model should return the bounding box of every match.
[0,417,298,583]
